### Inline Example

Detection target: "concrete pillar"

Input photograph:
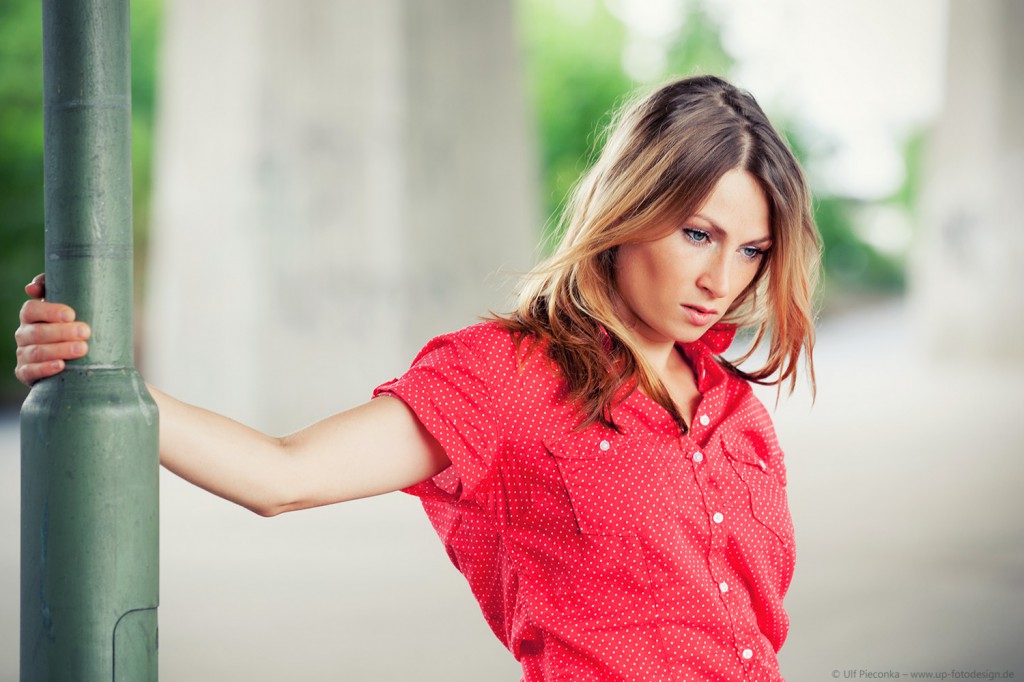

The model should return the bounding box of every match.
[912,0,1024,361]
[144,0,539,433]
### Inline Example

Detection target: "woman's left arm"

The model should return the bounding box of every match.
[152,386,451,516]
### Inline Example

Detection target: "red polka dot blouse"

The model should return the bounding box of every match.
[373,321,795,681]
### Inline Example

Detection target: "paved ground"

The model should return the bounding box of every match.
[2,299,1022,681]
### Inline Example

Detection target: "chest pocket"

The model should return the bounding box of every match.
[544,428,686,536]
[720,430,794,546]
[543,428,676,622]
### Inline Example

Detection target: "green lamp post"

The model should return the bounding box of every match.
[20,0,160,679]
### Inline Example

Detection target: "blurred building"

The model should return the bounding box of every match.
[914,0,1024,361]
[144,0,539,434]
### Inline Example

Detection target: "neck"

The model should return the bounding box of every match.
[621,324,685,377]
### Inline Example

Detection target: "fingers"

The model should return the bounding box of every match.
[15,292,90,388]
[15,318,90,347]
[20,298,77,325]
[25,273,46,300]
[17,338,88,365]
[14,360,52,386]
[14,334,89,387]
[15,358,69,387]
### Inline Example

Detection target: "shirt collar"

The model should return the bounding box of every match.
[678,323,736,393]
[594,321,737,414]
[596,322,736,355]
[612,322,738,435]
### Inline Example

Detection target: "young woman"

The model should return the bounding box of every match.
[16,75,820,681]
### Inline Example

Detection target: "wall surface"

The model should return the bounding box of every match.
[913,0,1024,360]
[139,2,538,678]
[144,0,539,434]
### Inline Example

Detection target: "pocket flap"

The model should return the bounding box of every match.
[544,426,621,460]
[720,429,786,487]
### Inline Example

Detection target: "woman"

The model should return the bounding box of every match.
[16,75,821,680]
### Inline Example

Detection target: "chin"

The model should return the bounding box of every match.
[672,327,710,345]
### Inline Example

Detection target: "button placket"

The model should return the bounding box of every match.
[680,437,726,550]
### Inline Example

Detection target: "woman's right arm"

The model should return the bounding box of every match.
[15,277,451,516]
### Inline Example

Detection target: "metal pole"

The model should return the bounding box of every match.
[21,0,159,679]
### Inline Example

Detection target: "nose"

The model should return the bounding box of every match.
[697,252,730,299]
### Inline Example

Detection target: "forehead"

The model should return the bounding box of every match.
[690,169,771,241]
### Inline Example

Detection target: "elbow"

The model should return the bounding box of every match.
[245,435,330,517]
[242,484,300,517]
[246,491,311,518]
[249,502,285,518]
[243,436,303,517]
[247,496,304,518]
[238,496,282,517]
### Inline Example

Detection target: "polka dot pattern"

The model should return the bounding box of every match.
[373,322,795,681]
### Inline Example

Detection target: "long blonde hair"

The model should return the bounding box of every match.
[498,75,821,430]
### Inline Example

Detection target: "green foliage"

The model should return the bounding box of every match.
[519,0,736,235]
[0,0,162,404]
[781,123,908,297]
[891,128,927,213]
[518,0,913,305]
[816,194,905,294]
[518,0,633,231]
[130,0,162,254]
[0,0,45,404]
[663,2,734,77]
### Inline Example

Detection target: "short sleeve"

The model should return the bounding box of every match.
[373,325,510,501]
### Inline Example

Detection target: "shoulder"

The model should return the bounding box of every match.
[405,320,547,388]
[715,373,788,479]
[719,371,776,432]
[447,320,521,351]
[413,321,520,364]
[381,322,563,440]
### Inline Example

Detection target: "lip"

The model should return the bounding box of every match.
[681,304,718,326]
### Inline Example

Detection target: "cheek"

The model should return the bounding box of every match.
[615,246,654,294]
[729,262,764,302]
[735,264,759,289]
[612,251,641,309]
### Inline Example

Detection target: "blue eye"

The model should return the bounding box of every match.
[740,246,766,260]
[683,228,710,244]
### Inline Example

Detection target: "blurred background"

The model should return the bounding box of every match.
[2,0,1021,679]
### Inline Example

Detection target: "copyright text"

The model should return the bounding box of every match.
[831,670,1015,680]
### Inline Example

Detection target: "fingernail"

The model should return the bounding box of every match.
[60,311,74,322]
[72,343,86,355]
[76,325,90,338]
[51,361,63,371]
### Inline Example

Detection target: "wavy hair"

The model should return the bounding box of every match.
[497,75,821,430]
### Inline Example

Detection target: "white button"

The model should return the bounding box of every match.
[758,460,767,471]
[719,581,729,593]
[599,440,611,451]
[742,649,753,659]
[699,414,710,426]
[692,452,704,463]
[712,512,724,524]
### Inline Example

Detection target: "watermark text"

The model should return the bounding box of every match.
[831,670,1015,680]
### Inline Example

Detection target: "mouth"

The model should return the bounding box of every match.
[681,304,718,326]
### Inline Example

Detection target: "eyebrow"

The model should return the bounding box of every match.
[692,214,772,246]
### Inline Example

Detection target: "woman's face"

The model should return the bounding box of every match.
[613,168,771,347]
